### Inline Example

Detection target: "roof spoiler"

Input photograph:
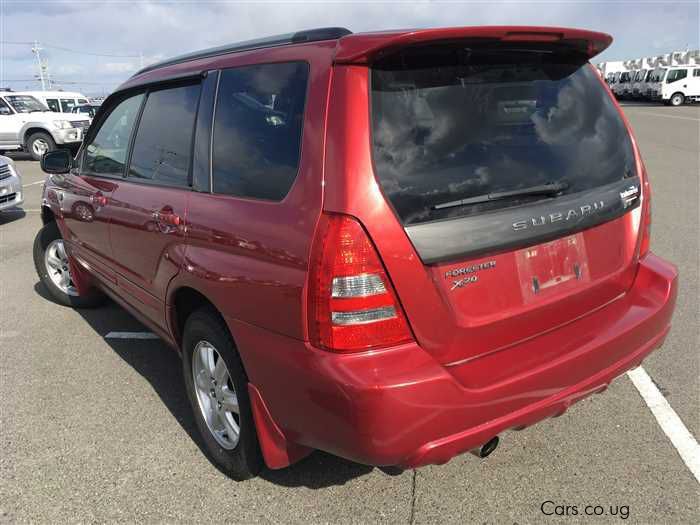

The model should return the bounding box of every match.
[334,26,612,64]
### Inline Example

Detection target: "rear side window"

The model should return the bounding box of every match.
[694,69,700,77]
[45,99,60,112]
[128,83,201,187]
[371,45,637,225]
[60,98,76,112]
[83,94,144,177]
[211,61,309,200]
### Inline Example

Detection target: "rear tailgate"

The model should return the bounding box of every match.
[324,28,648,380]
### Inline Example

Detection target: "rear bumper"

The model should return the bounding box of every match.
[233,253,677,469]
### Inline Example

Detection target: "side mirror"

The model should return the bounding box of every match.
[41,149,72,174]
[0,106,11,115]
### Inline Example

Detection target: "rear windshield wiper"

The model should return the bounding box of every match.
[432,181,569,210]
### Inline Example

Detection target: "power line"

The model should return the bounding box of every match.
[0,40,140,58]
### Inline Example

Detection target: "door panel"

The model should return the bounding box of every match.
[106,82,200,330]
[108,183,189,329]
[59,172,118,284]
[0,102,23,145]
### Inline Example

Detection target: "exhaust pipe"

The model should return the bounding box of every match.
[471,436,499,458]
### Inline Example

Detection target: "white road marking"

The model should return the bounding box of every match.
[22,180,45,187]
[627,367,700,483]
[632,112,700,122]
[105,331,159,340]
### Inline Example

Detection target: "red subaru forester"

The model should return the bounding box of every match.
[34,26,678,479]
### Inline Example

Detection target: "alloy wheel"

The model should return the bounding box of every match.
[192,341,240,449]
[32,138,50,157]
[44,239,78,296]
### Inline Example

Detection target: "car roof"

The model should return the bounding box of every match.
[131,25,611,74]
[132,27,352,77]
[119,25,611,95]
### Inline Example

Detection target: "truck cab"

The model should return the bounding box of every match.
[660,66,700,105]
[612,70,633,99]
[16,91,90,114]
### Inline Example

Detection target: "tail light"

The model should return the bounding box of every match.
[308,213,413,352]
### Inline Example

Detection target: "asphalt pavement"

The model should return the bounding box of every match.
[0,103,698,523]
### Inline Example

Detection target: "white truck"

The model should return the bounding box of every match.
[18,91,90,113]
[612,69,635,99]
[659,65,700,105]
[0,91,90,160]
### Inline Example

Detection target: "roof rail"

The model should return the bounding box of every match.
[132,27,352,77]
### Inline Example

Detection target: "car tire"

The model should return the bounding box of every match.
[669,92,685,107]
[33,221,104,308]
[26,132,56,161]
[182,307,264,480]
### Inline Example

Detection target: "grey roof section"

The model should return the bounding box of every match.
[132,27,352,78]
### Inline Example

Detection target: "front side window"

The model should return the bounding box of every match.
[211,61,309,200]
[83,94,144,176]
[5,95,46,113]
[371,44,636,225]
[60,98,76,113]
[667,69,687,83]
[45,98,60,112]
[127,83,200,187]
[694,69,700,77]
[0,98,12,115]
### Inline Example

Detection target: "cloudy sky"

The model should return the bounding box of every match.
[1,0,698,96]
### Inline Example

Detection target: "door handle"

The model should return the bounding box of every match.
[91,193,107,207]
[152,207,181,227]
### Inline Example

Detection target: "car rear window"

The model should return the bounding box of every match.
[370,44,637,225]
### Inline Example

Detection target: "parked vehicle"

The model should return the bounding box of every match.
[659,65,700,105]
[631,69,649,98]
[612,70,634,99]
[0,154,23,212]
[637,69,656,99]
[71,103,101,123]
[18,91,89,113]
[646,67,668,99]
[34,26,677,480]
[0,92,91,160]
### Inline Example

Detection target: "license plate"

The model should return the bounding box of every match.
[516,233,590,303]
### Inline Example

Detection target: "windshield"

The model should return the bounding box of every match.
[635,70,647,81]
[5,95,47,113]
[371,45,636,225]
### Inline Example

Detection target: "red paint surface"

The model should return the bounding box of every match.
[44,27,677,469]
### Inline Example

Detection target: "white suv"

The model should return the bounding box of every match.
[0,92,90,160]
